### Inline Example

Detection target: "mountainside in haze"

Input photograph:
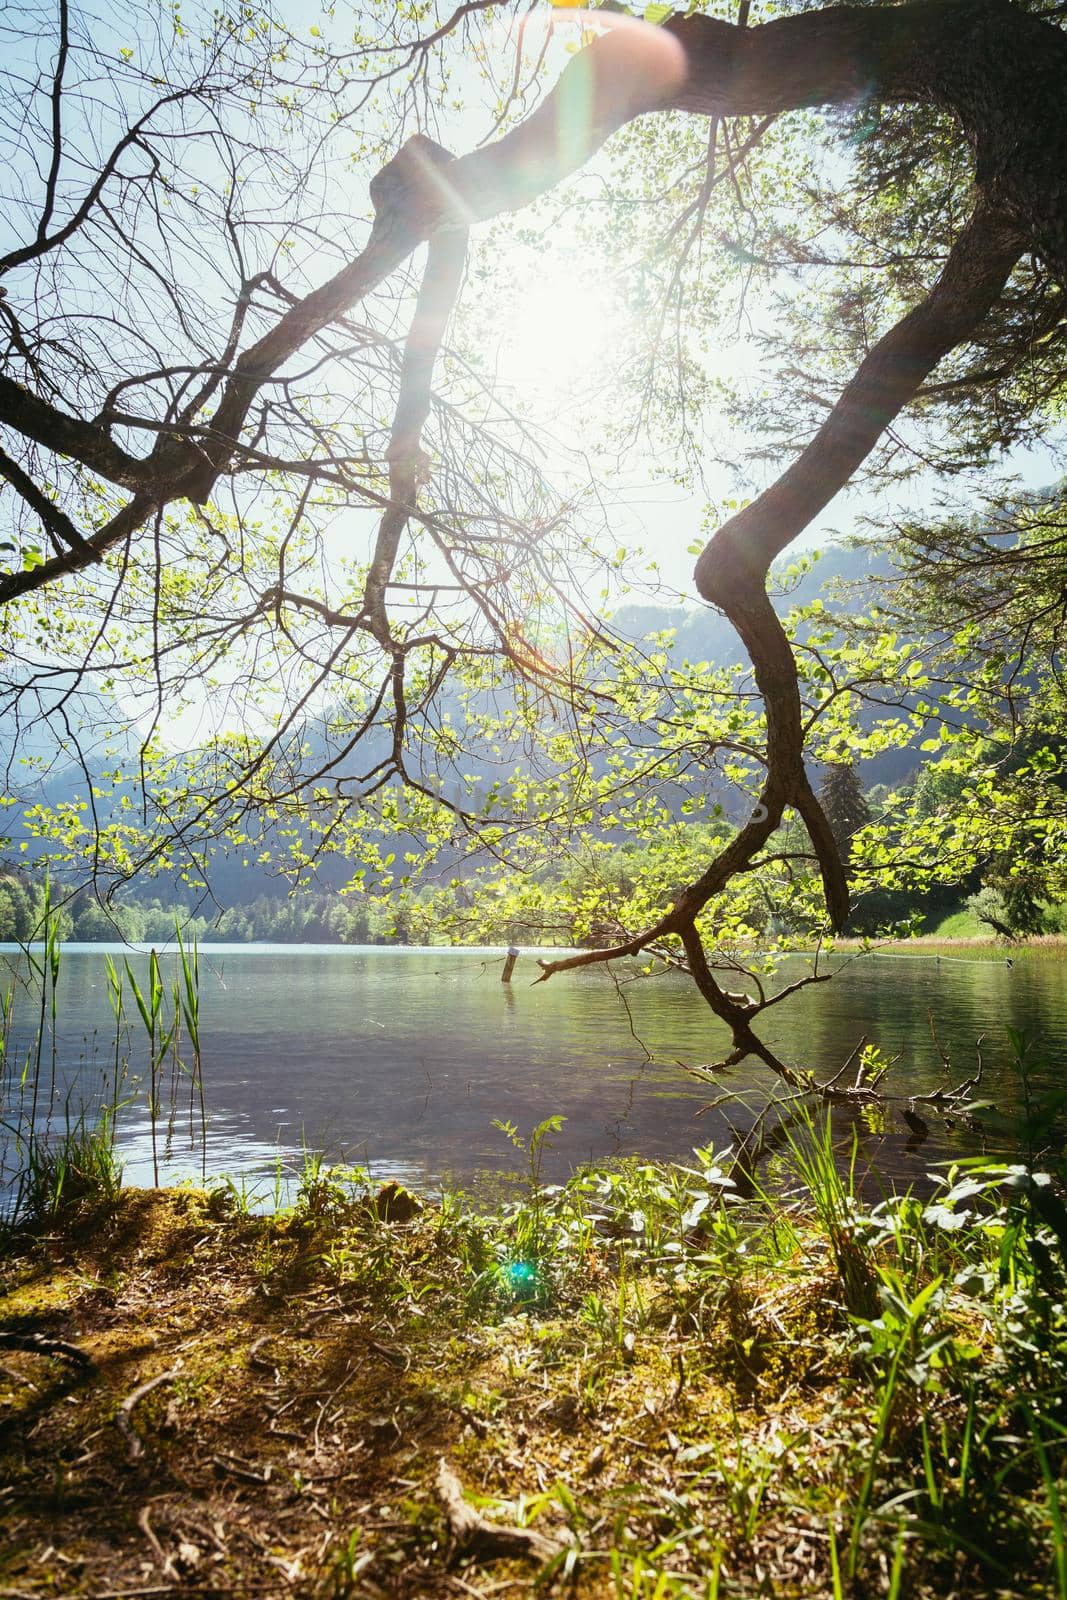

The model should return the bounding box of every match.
[2,540,912,905]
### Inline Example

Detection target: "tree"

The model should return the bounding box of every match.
[965,884,1043,939]
[0,876,33,942]
[818,761,870,871]
[836,486,1067,932]
[0,884,20,942]
[1,0,1065,1090]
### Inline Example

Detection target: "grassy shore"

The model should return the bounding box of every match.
[1,1127,1066,1600]
[830,933,1067,959]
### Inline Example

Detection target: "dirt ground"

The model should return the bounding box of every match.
[0,1185,852,1600]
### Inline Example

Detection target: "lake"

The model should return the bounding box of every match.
[2,943,1064,1201]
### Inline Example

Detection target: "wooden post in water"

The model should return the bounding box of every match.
[501,946,520,984]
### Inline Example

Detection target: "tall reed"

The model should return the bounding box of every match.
[1,918,206,1222]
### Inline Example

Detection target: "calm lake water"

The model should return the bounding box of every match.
[2,943,1065,1199]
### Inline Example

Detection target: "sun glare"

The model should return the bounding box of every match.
[495,258,625,404]
[474,6,683,409]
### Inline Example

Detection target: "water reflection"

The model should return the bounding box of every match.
[1,944,1064,1195]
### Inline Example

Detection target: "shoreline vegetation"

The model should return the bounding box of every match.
[6,932,1067,954]
[5,871,1067,955]
[834,933,1067,955]
[2,1134,1066,1599]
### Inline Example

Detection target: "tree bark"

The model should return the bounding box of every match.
[693,199,1024,603]
[2,1,1064,603]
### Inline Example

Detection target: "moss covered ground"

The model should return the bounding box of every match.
[1,1145,1065,1599]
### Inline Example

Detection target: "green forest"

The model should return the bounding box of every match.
[1,0,1066,1595]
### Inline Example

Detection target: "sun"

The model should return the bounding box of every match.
[494,254,626,406]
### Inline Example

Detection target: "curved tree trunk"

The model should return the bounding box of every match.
[2,1,1063,601]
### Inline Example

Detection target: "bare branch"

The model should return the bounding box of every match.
[0,441,99,559]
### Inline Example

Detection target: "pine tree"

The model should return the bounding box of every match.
[818,763,871,869]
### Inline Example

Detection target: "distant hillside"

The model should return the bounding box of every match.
[612,538,891,657]
[2,539,915,902]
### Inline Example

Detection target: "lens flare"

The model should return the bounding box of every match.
[501,1259,540,1296]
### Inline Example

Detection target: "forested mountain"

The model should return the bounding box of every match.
[1,538,909,899]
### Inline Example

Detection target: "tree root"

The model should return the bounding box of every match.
[115,1369,178,1462]
[0,1329,95,1370]
[436,1457,567,1564]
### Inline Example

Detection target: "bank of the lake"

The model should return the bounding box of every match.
[836,933,1067,956]
[1,1143,1065,1599]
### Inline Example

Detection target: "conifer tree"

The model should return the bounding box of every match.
[818,763,872,871]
